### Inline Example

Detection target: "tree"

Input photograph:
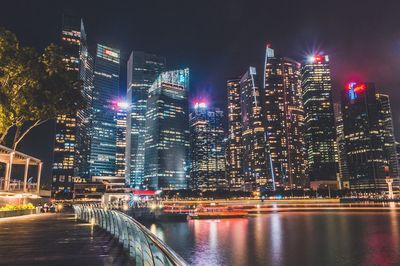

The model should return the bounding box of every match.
[0,28,85,149]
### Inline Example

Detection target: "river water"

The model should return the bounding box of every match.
[147,211,400,266]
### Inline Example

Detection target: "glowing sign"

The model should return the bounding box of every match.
[308,54,329,63]
[117,101,129,109]
[104,49,119,58]
[249,66,256,75]
[314,55,323,62]
[194,102,207,109]
[347,82,366,100]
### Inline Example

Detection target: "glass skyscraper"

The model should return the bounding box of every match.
[240,67,269,191]
[226,78,243,190]
[264,46,307,189]
[301,54,338,190]
[126,51,165,188]
[52,14,86,197]
[334,102,349,189]
[342,82,399,190]
[190,104,226,191]
[89,44,120,177]
[75,20,94,180]
[115,102,127,177]
[144,69,190,190]
[376,94,399,182]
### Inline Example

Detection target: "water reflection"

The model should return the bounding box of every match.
[269,214,282,265]
[147,212,400,266]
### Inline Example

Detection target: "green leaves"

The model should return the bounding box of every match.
[0,28,85,148]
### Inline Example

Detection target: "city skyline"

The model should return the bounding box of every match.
[2,3,400,266]
[2,1,400,185]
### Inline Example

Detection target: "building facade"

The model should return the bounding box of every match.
[115,102,127,177]
[239,67,270,191]
[144,69,190,190]
[190,104,226,191]
[376,94,399,181]
[89,44,120,177]
[301,54,338,189]
[264,47,307,189]
[226,78,243,190]
[396,141,400,172]
[334,102,349,189]
[126,51,166,188]
[52,14,84,197]
[342,82,398,190]
[75,20,94,180]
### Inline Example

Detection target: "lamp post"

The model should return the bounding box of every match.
[384,166,394,200]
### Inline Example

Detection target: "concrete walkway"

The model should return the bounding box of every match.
[0,213,134,265]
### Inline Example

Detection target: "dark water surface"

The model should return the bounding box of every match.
[147,211,400,266]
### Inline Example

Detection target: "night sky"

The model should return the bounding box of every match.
[1,0,400,184]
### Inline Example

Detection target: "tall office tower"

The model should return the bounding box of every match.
[126,51,166,188]
[301,54,338,190]
[144,69,190,190]
[89,44,120,177]
[376,94,399,180]
[52,14,82,196]
[333,103,349,188]
[190,103,226,191]
[115,102,128,177]
[75,20,94,179]
[396,141,400,171]
[342,82,398,190]
[264,46,307,189]
[226,78,243,190]
[239,67,269,191]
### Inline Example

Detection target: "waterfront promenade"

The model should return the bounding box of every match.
[0,213,134,266]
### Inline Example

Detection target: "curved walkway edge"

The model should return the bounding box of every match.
[0,213,134,266]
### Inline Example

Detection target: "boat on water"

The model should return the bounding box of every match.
[188,206,248,219]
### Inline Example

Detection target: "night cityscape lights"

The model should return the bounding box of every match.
[1,4,400,266]
[45,13,400,197]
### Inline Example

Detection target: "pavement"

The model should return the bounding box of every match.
[0,213,135,265]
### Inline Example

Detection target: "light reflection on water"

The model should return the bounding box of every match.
[147,212,400,266]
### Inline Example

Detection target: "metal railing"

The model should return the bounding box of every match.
[73,204,187,266]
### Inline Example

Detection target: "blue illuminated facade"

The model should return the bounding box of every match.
[89,44,120,177]
[126,51,165,188]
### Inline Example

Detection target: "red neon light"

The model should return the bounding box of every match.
[353,84,366,93]
[314,55,323,62]
[132,189,156,196]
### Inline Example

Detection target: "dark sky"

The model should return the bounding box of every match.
[1,0,400,184]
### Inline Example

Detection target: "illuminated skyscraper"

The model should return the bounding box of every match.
[396,141,400,171]
[376,94,399,181]
[240,67,269,191]
[342,82,399,190]
[301,54,338,190]
[144,69,190,190]
[89,44,120,177]
[264,46,307,189]
[226,78,243,190]
[190,103,226,191]
[75,20,94,179]
[115,102,127,177]
[126,51,165,187]
[334,102,349,189]
[52,14,85,197]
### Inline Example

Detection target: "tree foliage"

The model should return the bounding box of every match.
[0,28,85,149]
